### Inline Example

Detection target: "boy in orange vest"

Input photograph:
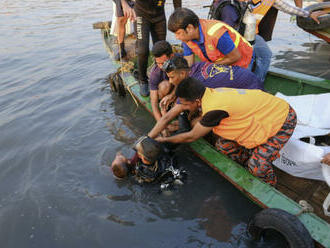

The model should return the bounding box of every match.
[154,77,297,186]
[168,8,253,69]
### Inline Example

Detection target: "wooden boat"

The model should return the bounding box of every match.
[297,2,330,43]
[95,22,330,247]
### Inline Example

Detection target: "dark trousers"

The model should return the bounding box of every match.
[135,15,166,82]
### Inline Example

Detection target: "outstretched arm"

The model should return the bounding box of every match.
[150,90,162,121]
[273,0,325,24]
[148,104,185,139]
[155,122,213,143]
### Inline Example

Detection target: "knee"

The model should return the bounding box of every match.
[158,80,172,99]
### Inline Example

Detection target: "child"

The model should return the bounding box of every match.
[111,136,186,188]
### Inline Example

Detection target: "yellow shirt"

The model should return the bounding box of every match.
[201,87,289,148]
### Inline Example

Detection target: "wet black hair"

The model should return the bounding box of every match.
[171,55,189,70]
[168,8,200,33]
[134,136,162,163]
[175,77,206,102]
[151,40,173,58]
[162,55,189,73]
[112,162,128,178]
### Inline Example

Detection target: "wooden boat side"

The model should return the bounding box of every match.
[306,29,330,43]
[100,29,330,247]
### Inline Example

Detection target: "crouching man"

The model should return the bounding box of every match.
[111,136,186,188]
[154,77,297,186]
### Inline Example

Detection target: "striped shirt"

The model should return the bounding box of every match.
[273,0,309,18]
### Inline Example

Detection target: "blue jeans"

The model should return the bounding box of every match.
[248,35,272,83]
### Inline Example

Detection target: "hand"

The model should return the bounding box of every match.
[122,0,136,21]
[321,153,330,166]
[310,10,327,25]
[167,122,179,132]
[159,94,175,110]
[161,129,170,137]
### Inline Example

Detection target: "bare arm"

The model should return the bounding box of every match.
[215,48,241,65]
[121,0,136,21]
[148,104,185,139]
[155,122,213,143]
[184,55,195,67]
[294,0,302,8]
[150,90,162,121]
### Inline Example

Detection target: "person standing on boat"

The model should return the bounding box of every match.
[128,0,182,97]
[112,0,135,61]
[154,77,297,186]
[167,8,254,70]
[208,0,325,82]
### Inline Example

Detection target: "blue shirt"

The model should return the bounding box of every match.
[183,23,235,60]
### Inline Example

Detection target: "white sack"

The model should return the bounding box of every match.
[276,92,330,129]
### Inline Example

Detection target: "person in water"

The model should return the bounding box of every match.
[154,77,297,186]
[111,136,186,187]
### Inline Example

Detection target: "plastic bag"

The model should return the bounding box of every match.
[276,92,330,129]
[273,137,330,181]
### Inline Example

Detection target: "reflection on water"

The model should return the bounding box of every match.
[269,11,330,79]
[0,0,327,247]
[272,41,330,79]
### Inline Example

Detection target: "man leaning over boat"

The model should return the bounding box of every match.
[167,8,254,70]
[148,54,263,139]
[151,77,297,186]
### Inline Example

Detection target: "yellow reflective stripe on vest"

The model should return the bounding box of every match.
[207,22,252,48]
[225,24,252,48]
[207,23,224,36]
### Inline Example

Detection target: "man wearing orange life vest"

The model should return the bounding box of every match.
[155,77,297,186]
[168,8,253,69]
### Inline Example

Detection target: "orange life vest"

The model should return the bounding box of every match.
[201,87,289,148]
[186,19,253,69]
[251,0,276,33]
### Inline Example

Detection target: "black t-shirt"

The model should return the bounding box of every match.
[134,0,166,19]
[200,110,229,127]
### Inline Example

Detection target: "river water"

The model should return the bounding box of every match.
[0,0,329,247]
